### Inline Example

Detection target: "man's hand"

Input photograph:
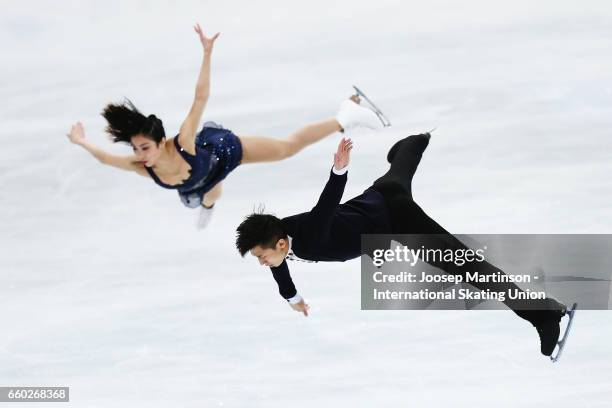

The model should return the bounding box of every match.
[290,299,310,317]
[333,137,352,172]
[194,23,220,54]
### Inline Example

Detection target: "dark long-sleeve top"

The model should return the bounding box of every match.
[270,168,391,300]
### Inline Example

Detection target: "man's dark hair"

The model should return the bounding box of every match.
[101,99,165,144]
[236,213,287,256]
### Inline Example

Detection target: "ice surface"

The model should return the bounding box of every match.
[1,1,611,407]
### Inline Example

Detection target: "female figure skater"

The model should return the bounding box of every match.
[66,23,382,228]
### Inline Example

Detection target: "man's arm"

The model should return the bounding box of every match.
[266,139,352,316]
[308,138,353,234]
[270,260,309,316]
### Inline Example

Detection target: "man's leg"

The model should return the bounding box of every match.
[374,133,555,317]
[373,133,431,200]
[370,134,565,354]
[401,199,558,313]
[389,192,566,355]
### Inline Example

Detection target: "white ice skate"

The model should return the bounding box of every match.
[336,96,385,131]
[352,85,392,127]
[196,204,215,230]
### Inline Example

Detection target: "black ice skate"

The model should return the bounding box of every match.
[550,302,578,363]
[534,301,577,362]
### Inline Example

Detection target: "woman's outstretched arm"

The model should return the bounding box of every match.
[67,122,146,175]
[178,23,220,154]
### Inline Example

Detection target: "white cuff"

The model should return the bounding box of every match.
[287,293,303,305]
[332,165,348,175]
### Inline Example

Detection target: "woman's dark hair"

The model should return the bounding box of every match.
[236,213,287,256]
[101,99,165,144]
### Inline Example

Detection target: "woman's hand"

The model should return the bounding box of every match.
[67,122,86,145]
[333,137,353,172]
[194,23,220,54]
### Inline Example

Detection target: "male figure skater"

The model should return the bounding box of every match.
[235,134,571,357]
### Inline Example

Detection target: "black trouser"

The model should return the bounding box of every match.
[372,134,556,326]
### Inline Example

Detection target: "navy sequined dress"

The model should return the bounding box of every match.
[144,122,243,208]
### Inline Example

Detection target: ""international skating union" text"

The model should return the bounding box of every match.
[372,288,546,302]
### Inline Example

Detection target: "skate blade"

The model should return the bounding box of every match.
[550,302,578,363]
[352,85,392,127]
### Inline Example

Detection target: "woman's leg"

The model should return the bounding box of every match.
[202,182,222,207]
[238,118,342,164]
